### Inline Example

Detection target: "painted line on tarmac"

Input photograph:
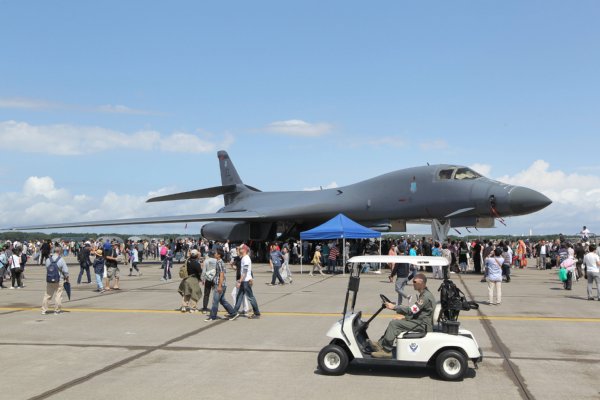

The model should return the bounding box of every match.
[2,306,600,322]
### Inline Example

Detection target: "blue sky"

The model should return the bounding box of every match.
[1,1,599,236]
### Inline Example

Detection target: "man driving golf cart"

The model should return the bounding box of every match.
[368,273,436,358]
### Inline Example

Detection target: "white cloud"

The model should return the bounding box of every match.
[160,132,234,154]
[95,104,158,115]
[419,139,448,151]
[0,97,158,115]
[0,97,58,110]
[265,119,333,137]
[303,181,339,191]
[0,120,233,155]
[469,163,492,177]
[366,136,406,148]
[0,176,223,233]
[491,160,600,235]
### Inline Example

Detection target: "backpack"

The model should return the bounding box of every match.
[438,279,478,322]
[205,268,217,282]
[179,259,189,279]
[46,256,62,283]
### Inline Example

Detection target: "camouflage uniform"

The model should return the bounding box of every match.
[379,287,436,352]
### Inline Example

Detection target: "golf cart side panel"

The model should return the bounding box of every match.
[456,328,481,354]
[325,313,364,359]
[395,332,481,362]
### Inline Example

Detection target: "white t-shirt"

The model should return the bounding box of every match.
[540,245,546,255]
[241,255,252,282]
[583,252,600,274]
[10,254,21,270]
[131,248,139,263]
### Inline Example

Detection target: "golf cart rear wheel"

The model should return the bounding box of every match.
[435,349,467,381]
[318,344,349,375]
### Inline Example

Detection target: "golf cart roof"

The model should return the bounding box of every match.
[347,255,448,267]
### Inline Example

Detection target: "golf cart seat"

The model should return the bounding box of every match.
[400,331,427,339]
[398,304,442,339]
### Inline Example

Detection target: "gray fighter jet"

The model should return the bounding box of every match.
[9,150,551,241]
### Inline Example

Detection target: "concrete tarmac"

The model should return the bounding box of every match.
[1,257,599,400]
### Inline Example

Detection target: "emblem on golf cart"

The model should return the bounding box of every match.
[409,342,420,353]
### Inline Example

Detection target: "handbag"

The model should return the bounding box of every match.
[558,268,568,282]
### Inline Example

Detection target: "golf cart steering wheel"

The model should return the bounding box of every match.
[379,294,392,305]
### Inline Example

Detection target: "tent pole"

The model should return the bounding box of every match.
[343,238,346,276]
[300,240,303,274]
[379,237,382,272]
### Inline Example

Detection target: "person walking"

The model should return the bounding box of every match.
[310,245,324,276]
[129,245,141,276]
[205,249,235,321]
[281,246,293,284]
[9,244,24,289]
[41,246,69,315]
[583,244,600,300]
[161,244,173,281]
[77,241,92,285]
[389,262,414,305]
[201,251,217,312]
[268,243,285,286]
[105,241,121,290]
[39,240,51,265]
[230,248,250,316]
[0,243,9,289]
[178,249,202,312]
[228,244,260,320]
[92,249,106,293]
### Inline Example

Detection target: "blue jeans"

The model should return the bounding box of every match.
[95,273,104,290]
[232,281,260,315]
[327,258,336,273]
[271,265,284,285]
[163,260,172,280]
[210,286,234,319]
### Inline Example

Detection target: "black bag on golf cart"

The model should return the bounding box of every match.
[438,279,478,333]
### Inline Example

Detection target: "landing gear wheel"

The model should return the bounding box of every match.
[436,349,467,381]
[318,344,349,375]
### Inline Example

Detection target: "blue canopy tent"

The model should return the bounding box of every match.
[300,214,381,274]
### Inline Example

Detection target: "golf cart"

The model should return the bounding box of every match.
[317,255,482,381]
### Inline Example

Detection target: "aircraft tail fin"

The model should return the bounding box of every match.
[218,150,243,186]
[146,151,258,206]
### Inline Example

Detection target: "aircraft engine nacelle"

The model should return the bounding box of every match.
[450,216,495,229]
[362,220,406,232]
[200,221,273,241]
[362,221,391,232]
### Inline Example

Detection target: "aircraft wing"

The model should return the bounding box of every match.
[7,211,262,231]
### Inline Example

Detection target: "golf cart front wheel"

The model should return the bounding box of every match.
[318,344,349,375]
[435,349,467,381]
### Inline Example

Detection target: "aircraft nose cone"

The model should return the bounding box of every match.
[508,186,552,215]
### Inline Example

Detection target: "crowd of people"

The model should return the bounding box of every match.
[1,228,599,317]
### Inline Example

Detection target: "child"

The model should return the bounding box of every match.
[92,249,106,293]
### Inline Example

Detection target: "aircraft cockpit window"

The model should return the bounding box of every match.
[438,168,455,180]
[454,168,481,180]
